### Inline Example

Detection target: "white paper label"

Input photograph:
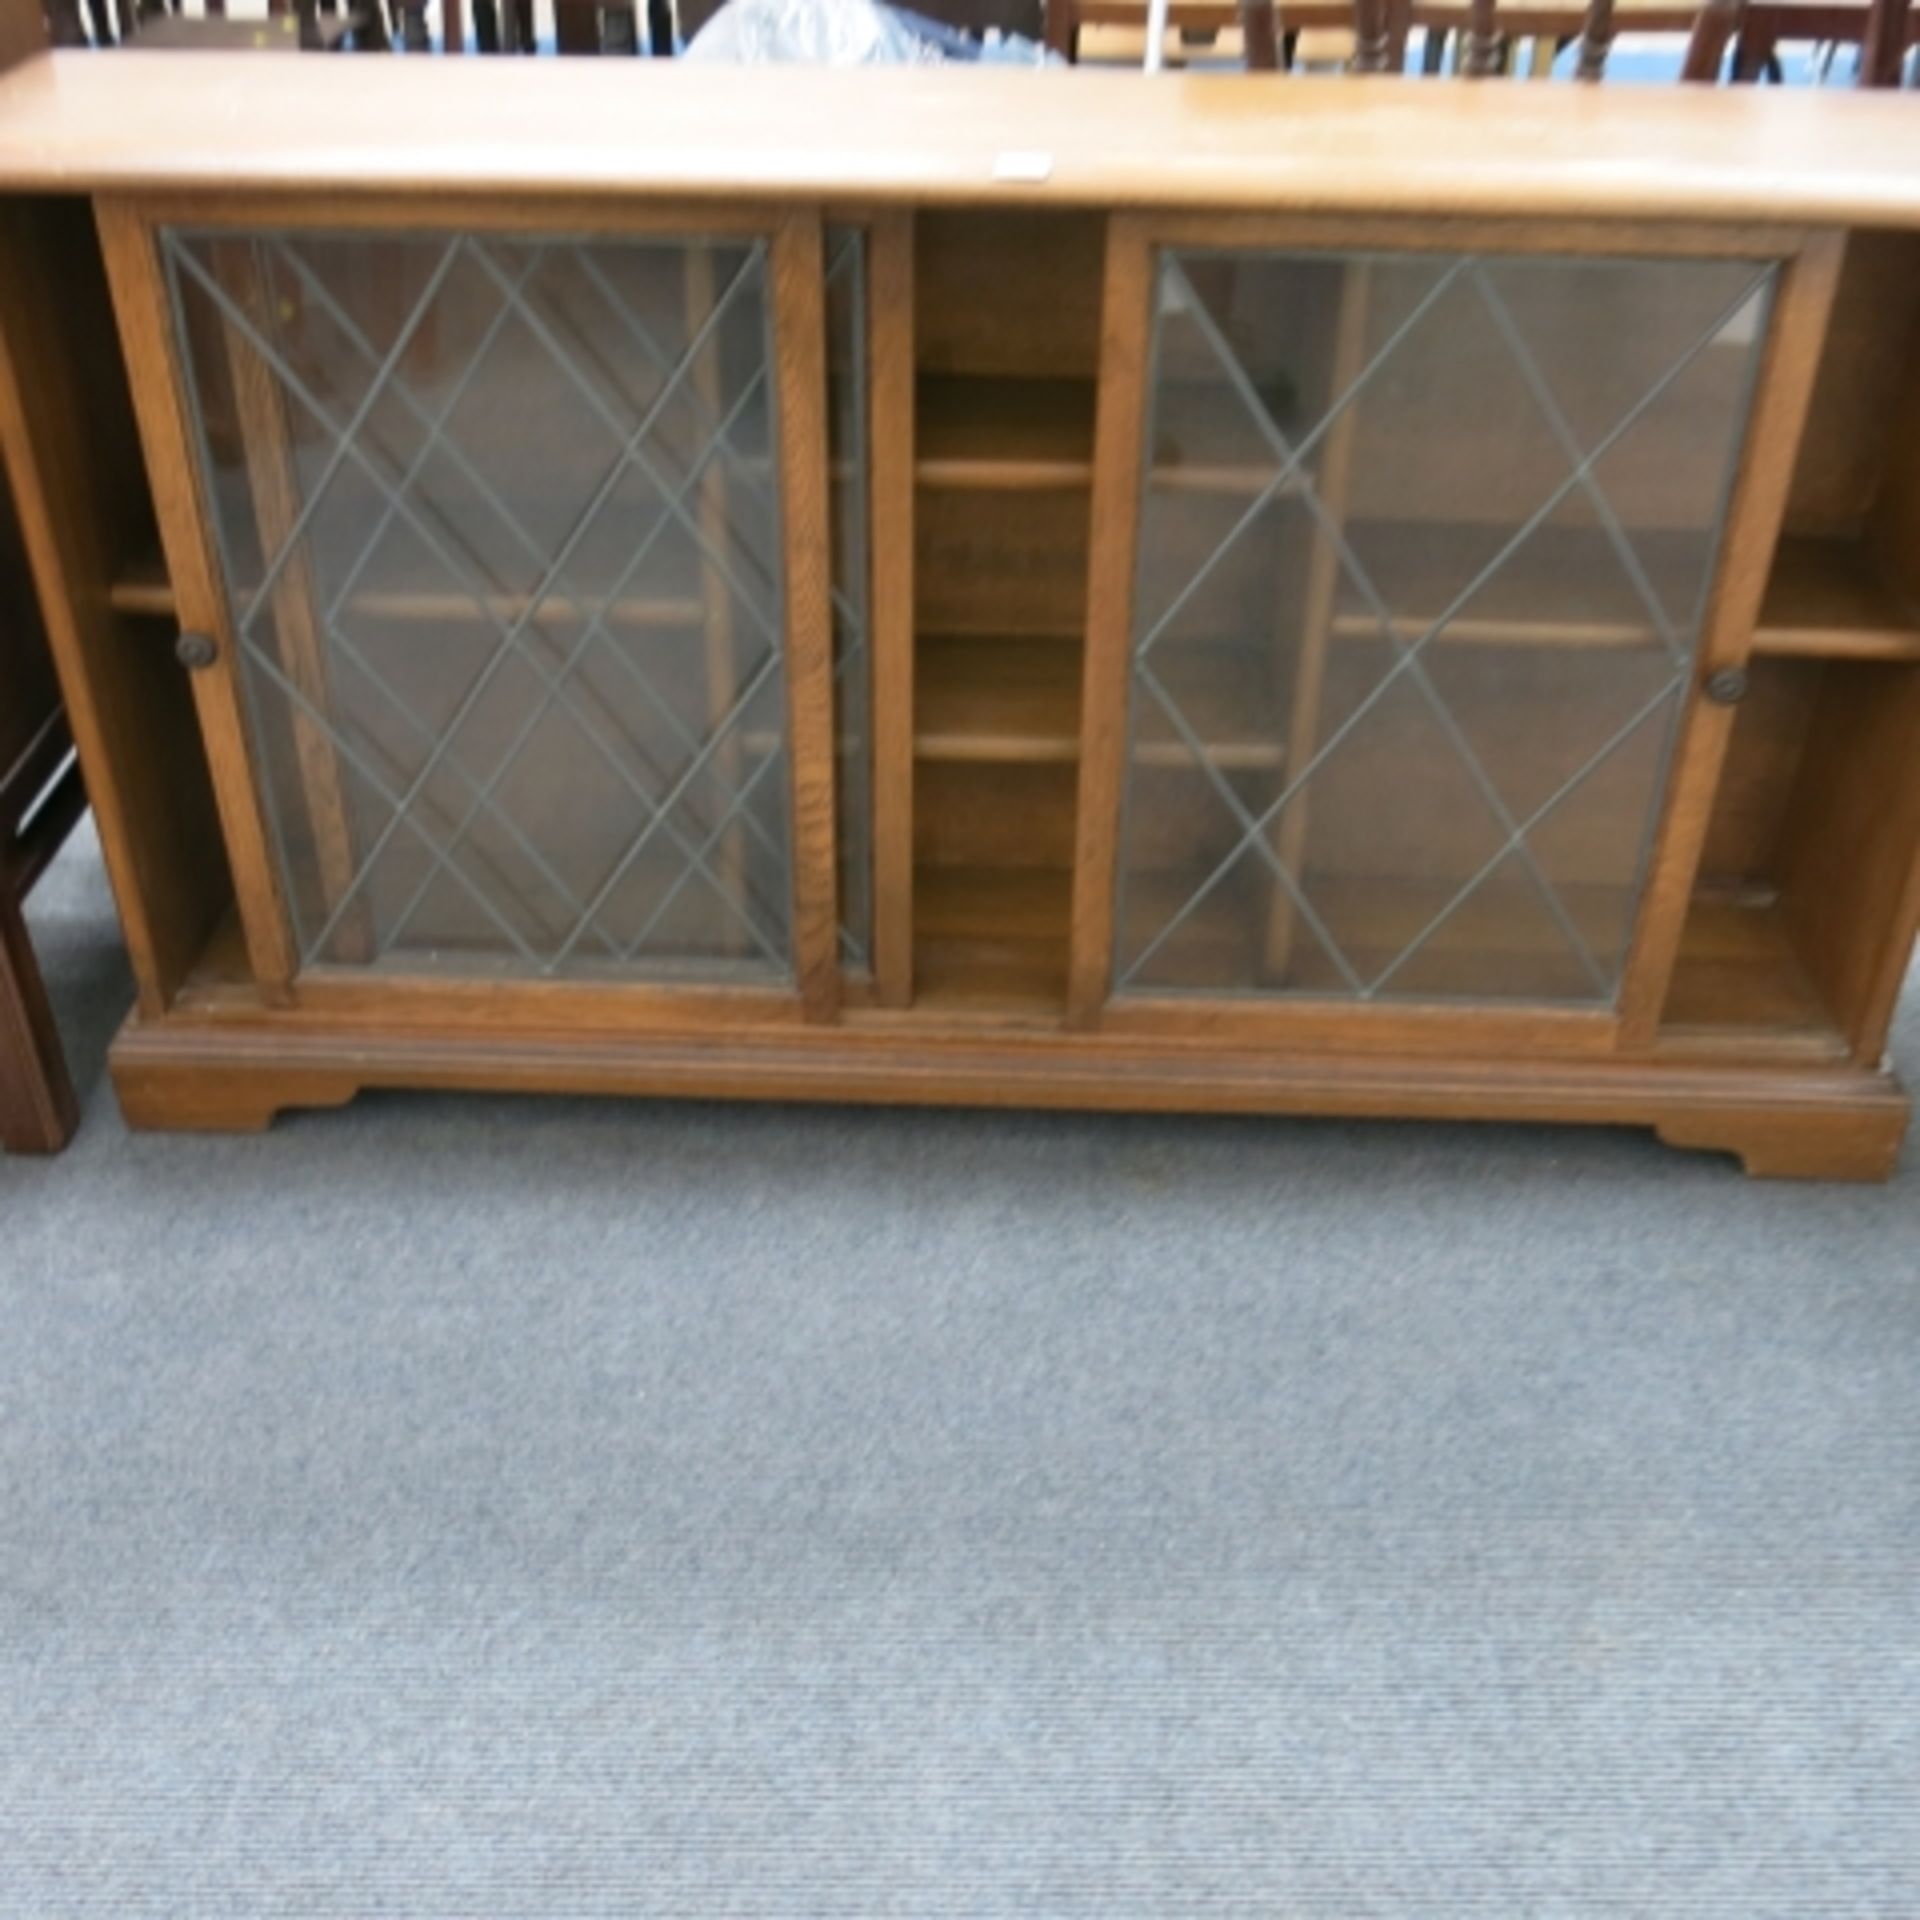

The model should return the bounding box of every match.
[992,150,1055,184]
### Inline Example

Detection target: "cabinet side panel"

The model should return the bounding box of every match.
[0,196,228,1015]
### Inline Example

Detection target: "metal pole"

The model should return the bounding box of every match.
[1144,0,1171,70]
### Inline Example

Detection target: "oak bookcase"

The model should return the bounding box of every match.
[1,57,1918,1176]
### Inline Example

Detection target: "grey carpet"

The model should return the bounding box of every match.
[3,825,1916,1918]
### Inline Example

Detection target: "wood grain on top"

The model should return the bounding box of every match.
[4,54,1920,226]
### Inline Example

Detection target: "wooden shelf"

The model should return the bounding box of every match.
[107,549,176,619]
[916,376,1095,491]
[915,374,1313,497]
[1753,535,1920,662]
[1116,870,1645,1002]
[1130,645,1286,771]
[341,587,708,631]
[1107,869,1859,1027]
[913,865,1069,1018]
[1325,522,1707,651]
[915,633,1286,771]
[916,635,1081,765]
[106,548,705,634]
[147,537,1908,663]
[1659,892,1848,1059]
[1144,387,1311,498]
[174,907,254,1011]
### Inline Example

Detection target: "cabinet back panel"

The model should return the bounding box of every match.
[1785,230,1920,536]
[1693,657,1823,887]
[915,761,1077,870]
[1863,301,1920,609]
[0,464,59,778]
[1777,658,1920,1060]
[916,487,1090,638]
[914,211,1105,381]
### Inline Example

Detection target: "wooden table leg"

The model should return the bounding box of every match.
[1240,0,1281,66]
[1861,0,1913,81]
[1576,0,1613,75]
[1462,0,1502,71]
[0,885,77,1156]
[1682,0,1742,77]
[1353,0,1392,67]
[42,0,89,45]
[1386,0,1415,67]
[1733,12,1773,75]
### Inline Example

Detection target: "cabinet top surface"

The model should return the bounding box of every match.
[3,53,1920,227]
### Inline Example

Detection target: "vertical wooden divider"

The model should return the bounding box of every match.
[686,241,750,959]
[867,211,916,1009]
[95,199,299,996]
[1615,230,1845,1048]
[209,237,371,965]
[1067,216,1153,1029]
[770,208,841,1021]
[1263,258,1372,984]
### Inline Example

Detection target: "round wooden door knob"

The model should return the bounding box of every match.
[175,631,219,671]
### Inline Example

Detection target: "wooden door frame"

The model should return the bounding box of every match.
[1613,229,1845,1045]
[94,189,849,1030]
[1067,208,1837,1058]
[865,210,916,1012]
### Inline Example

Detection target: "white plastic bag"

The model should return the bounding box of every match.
[684,0,1051,65]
